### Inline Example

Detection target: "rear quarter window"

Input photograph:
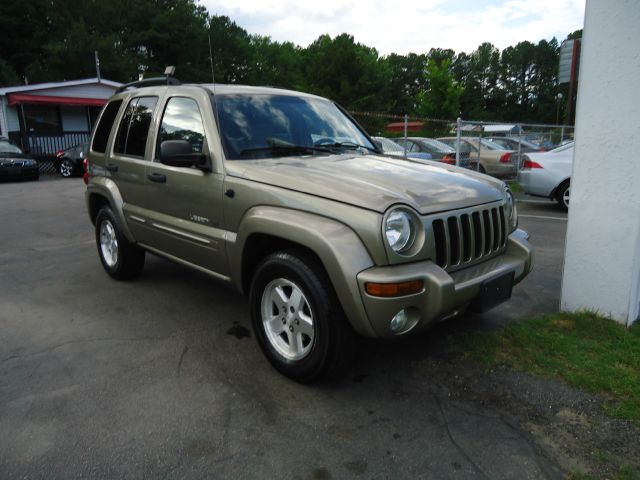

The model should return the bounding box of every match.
[91,100,123,153]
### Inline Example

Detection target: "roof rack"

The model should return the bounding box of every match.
[116,76,181,93]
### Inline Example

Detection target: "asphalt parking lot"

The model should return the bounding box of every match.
[1,178,568,479]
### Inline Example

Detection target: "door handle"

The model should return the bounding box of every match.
[147,172,167,183]
[105,163,118,172]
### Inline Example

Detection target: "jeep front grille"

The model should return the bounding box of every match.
[432,205,507,270]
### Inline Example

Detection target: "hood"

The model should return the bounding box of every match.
[225,154,504,214]
[0,152,33,160]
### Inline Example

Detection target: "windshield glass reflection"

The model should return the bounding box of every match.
[215,94,374,160]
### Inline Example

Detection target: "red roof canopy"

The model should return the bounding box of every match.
[8,93,107,107]
[386,121,424,132]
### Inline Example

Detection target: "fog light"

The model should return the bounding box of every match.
[390,309,409,333]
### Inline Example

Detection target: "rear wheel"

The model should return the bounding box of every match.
[249,251,353,383]
[59,158,75,177]
[557,181,570,211]
[95,206,145,280]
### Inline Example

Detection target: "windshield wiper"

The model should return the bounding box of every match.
[318,141,378,153]
[239,144,333,158]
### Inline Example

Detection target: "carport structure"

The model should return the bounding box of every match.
[0,78,121,162]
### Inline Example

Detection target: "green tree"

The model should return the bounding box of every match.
[0,58,20,87]
[382,53,428,114]
[418,58,464,121]
[208,15,254,83]
[302,34,388,111]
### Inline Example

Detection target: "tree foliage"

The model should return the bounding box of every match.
[0,1,572,123]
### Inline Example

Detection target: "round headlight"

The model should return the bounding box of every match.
[385,209,415,253]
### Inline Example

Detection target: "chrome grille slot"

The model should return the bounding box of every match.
[447,217,460,265]
[499,206,506,247]
[472,211,483,258]
[482,210,491,255]
[433,219,447,267]
[460,214,472,262]
[430,202,509,271]
[491,208,500,251]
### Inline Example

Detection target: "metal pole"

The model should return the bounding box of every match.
[476,125,482,172]
[403,114,408,158]
[517,124,522,170]
[455,117,461,167]
[94,51,101,82]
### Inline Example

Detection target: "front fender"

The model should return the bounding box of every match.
[230,206,378,337]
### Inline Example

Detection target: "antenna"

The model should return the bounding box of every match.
[208,35,215,84]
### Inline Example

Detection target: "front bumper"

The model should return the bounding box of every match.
[356,229,533,337]
[0,165,40,180]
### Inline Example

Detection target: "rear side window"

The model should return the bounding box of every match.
[91,100,122,153]
[114,96,158,158]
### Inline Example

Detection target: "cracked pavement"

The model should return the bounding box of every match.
[1,178,568,479]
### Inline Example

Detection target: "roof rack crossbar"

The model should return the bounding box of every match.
[116,76,181,93]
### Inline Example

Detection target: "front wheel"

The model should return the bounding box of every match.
[95,206,145,280]
[249,251,353,383]
[557,182,570,211]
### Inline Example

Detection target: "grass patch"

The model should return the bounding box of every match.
[507,180,522,193]
[569,465,640,480]
[455,311,640,423]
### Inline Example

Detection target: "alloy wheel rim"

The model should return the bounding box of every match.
[563,187,570,209]
[260,278,315,361]
[61,161,73,177]
[99,220,119,267]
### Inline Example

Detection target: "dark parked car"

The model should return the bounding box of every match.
[55,143,88,177]
[485,137,546,153]
[0,138,39,181]
[394,137,471,167]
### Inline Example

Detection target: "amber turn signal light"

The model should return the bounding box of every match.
[365,280,424,297]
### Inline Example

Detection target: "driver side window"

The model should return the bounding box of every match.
[157,97,206,158]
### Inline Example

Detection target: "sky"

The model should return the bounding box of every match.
[201,0,585,55]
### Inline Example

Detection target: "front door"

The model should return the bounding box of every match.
[132,95,228,277]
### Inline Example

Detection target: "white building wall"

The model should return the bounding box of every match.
[6,106,20,131]
[561,0,640,325]
[60,106,89,131]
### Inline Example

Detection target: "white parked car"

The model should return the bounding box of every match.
[518,142,574,210]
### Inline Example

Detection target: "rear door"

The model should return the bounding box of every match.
[107,94,160,237]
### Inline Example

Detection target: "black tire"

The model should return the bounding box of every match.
[249,250,354,383]
[478,164,487,174]
[95,206,145,280]
[556,181,570,211]
[59,158,75,177]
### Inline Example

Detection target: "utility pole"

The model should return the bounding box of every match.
[95,51,101,82]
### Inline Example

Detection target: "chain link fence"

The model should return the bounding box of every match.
[350,111,574,179]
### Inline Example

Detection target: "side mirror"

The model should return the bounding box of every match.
[372,140,383,151]
[160,140,211,171]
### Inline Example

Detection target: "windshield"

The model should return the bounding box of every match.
[419,138,455,153]
[374,137,404,153]
[215,94,375,160]
[550,142,575,153]
[0,141,23,154]
[479,138,505,150]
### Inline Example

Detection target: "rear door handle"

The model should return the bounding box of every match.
[147,172,167,183]
[105,163,118,172]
